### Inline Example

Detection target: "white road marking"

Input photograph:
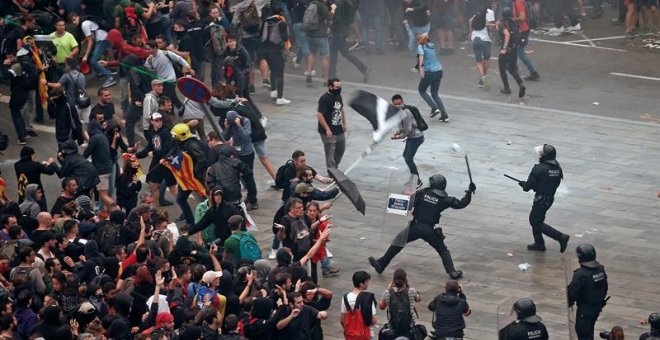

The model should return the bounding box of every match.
[530,37,628,52]
[568,35,628,43]
[610,72,660,81]
[578,31,597,47]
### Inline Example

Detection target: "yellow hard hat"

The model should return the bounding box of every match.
[171,123,192,142]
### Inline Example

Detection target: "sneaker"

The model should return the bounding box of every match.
[311,69,317,76]
[27,130,39,137]
[249,85,256,93]
[268,249,277,260]
[325,247,333,258]
[430,109,440,118]
[527,243,547,251]
[611,18,623,25]
[567,23,581,31]
[477,79,484,88]
[439,113,449,122]
[322,267,341,277]
[245,202,259,211]
[547,27,564,34]
[518,86,526,98]
[262,80,271,88]
[259,116,268,128]
[306,75,312,83]
[368,256,384,274]
[348,41,360,51]
[448,270,463,280]
[482,75,491,89]
[17,139,26,145]
[102,77,117,88]
[275,98,291,105]
[410,67,419,73]
[524,71,540,81]
[175,214,186,223]
[159,199,174,207]
[269,90,278,99]
[500,88,512,95]
[559,234,570,253]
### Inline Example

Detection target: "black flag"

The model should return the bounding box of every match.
[349,90,406,143]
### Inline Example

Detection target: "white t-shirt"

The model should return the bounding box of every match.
[340,291,377,316]
[470,9,495,42]
[81,20,108,41]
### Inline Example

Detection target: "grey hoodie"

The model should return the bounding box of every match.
[19,184,41,218]
[222,110,254,156]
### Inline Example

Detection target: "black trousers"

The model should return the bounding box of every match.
[239,152,258,204]
[376,220,457,274]
[163,82,183,110]
[552,0,579,27]
[329,34,368,79]
[263,47,285,98]
[498,50,523,92]
[529,195,564,245]
[575,307,601,340]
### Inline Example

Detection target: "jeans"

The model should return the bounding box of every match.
[124,108,142,146]
[529,195,564,245]
[407,23,430,55]
[403,136,424,176]
[329,34,368,78]
[418,70,447,114]
[320,133,346,170]
[376,220,458,274]
[263,48,285,98]
[310,257,332,283]
[177,188,194,224]
[292,23,310,62]
[91,40,111,79]
[163,82,182,111]
[360,12,383,51]
[498,51,523,91]
[21,90,35,131]
[239,152,258,204]
[517,45,536,74]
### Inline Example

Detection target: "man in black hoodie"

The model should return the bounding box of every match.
[184,187,240,245]
[14,146,56,210]
[83,119,115,209]
[107,292,133,340]
[428,279,470,339]
[53,140,100,197]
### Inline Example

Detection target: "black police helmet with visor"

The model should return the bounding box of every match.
[429,174,447,190]
[513,298,542,323]
[535,144,558,165]
[649,313,660,331]
[576,243,596,262]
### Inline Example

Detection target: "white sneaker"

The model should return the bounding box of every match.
[268,249,277,260]
[311,70,317,76]
[259,116,268,128]
[269,90,277,98]
[567,23,582,31]
[325,247,333,258]
[276,98,291,105]
[547,27,564,35]
[304,70,318,76]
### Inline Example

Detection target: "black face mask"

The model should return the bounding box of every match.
[174,31,185,38]
[329,88,341,96]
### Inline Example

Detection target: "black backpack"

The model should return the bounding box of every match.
[471,9,487,31]
[80,15,112,32]
[405,105,428,132]
[275,160,294,189]
[504,19,522,48]
[98,223,121,255]
[387,288,413,334]
[69,72,90,108]
[18,58,38,89]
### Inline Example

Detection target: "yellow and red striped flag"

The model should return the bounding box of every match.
[161,151,207,197]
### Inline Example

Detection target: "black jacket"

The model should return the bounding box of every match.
[53,140,100,195]
[48,95,84,144]
[498,320,549,340]
[116,168,141,212]
[14,157,56,199]
[135,125,176,170]
[187,201,240,243]
[428,292,469,337]
[83,120,113,175]
[412,187,472,225]
[177,137,209,182]
[206,146,253,204]
[567,262,608,312]
[220,46,251,72]
[522,160,563,196]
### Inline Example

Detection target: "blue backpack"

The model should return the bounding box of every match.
[230,232,261,261]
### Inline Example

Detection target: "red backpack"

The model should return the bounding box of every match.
[343,293,371,340]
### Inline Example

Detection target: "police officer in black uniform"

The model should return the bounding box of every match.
[568,243,609,340]
[498,298,549,340]
[368,174,475,279]
[640,313,660,340]
[518,144,570,252]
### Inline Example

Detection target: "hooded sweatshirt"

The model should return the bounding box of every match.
[221,111,254,156]
[14,146,56,201]
[54,140,100,194]
[83,120,113,175]
[19,183,41,218]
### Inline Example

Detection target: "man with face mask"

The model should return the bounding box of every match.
[391,94,425,188]
[316,78,347,172]
[517,144,570,252]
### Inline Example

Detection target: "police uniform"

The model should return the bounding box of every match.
[369,175,473,279]
[519,144,569,251]
[568,261,608,340]
[498,320,549,340]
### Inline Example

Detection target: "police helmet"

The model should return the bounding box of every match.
[501,7,513,19]
[576,243,596,263]
[429,174,447,190]
[171,123,192,142]
[649,313,660,331]
[536,144,557,161]
[513,298,542,323]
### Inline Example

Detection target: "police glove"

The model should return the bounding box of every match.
[518,181,527,191]
[468,182,476,193]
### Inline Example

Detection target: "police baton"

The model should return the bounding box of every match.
[503,174,523,183]
[465,155,475,194]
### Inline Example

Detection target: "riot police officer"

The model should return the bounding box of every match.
[568,244,609,340]
[498,298,549,340]
[368,174,475,279]
[639,313,660,340]
[518,144,570,252]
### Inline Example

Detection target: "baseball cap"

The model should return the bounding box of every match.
[151,79,164,86]
[201,271,223,285]
[151,112,163,120]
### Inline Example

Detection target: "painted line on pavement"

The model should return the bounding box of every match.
[578,31,597,47]
[285,74,657,127]
[610,72,660,81]
[529,37,628,52]
[568,35,628,43]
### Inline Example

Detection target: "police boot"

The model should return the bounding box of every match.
[440,252,463,279]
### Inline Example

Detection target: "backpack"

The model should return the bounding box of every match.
[80,15,112,33]
[69,72,90,108]
[11,265,32,285]
[0,129,8,152]
[18,58,38,89]
[229,232,262,261]
[303,2,320,32]
[289,217,311,256]
[261,19,283,45]
[98,223,121,255]
[274,160,294,189]
[240,2,261,28]
[0,26,18,60]
[208,22,227,56]
[343,293,370,340]
[505,19,522,48]
[471,9,487,31]
[387,288,413,334]
[405,105,427,132]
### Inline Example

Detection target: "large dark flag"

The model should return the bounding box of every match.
[350,90,407,143]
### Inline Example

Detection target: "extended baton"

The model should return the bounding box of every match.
[503,174,523,182]
[465,155,473,184]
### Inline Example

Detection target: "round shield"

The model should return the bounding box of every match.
[177,77,211,103]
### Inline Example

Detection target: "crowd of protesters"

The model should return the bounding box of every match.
[0,0,658,339]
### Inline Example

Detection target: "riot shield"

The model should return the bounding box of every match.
[384,172,418,247]
[562,254,577,340]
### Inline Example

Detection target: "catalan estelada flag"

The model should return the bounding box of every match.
[161,151,207,197]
